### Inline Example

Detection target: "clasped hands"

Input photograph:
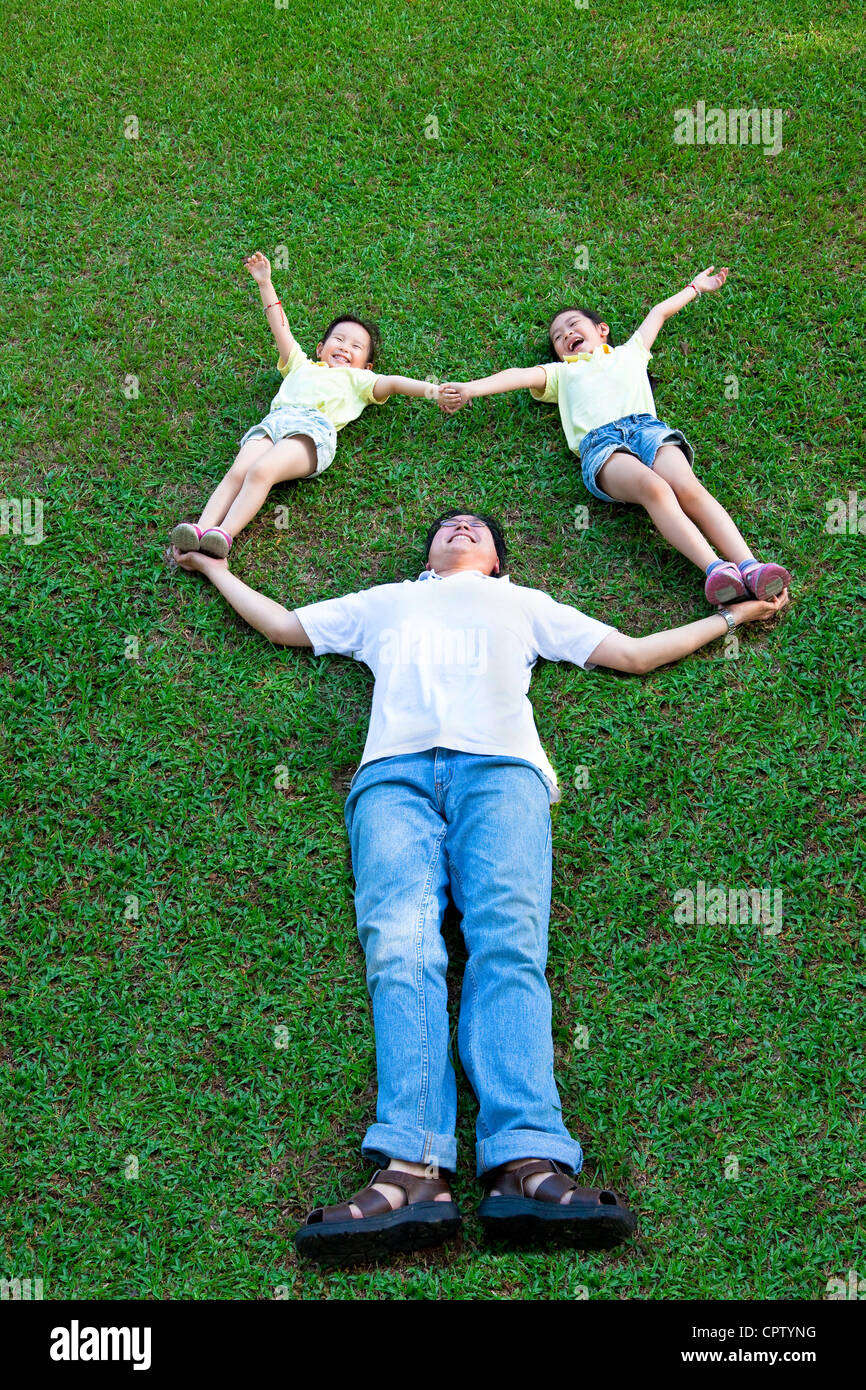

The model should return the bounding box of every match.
[436,381,472,415]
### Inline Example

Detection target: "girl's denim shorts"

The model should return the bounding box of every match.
[238,404,338,478]
[578,413,695,502]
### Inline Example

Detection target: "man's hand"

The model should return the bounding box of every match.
[591,589,790,675]
[171,545,229,574]
[168,544,311,646]
[438,382,471,414]
[243,251,272,284]
[692,264,729,295]
[727,589,789,624]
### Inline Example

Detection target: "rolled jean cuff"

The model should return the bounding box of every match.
[361,1123,458,1175]
[477,1129,583,1179]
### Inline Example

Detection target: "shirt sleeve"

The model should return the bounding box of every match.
[277,341,308,377]
[529,363,560,404]
[293,589,370,659]
[349,368,388,406]
[623,329,653,364]
[521,586,619,670]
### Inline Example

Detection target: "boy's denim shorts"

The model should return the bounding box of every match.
[579,413,695,502]
[238,404,338,478]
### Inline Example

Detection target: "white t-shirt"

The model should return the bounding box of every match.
[294,569,617,802]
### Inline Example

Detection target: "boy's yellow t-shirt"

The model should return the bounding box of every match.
[271,341,386,430]
[529,330,656,451]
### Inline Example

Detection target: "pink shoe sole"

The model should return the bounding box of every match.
[744,563,791,600]
[704,565,748,605]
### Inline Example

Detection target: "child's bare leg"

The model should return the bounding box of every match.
[595,452,717,569]
[197,438,274,532]
[218,435,317,537]
[652,446,753,564]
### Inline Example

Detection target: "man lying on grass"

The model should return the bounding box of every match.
[170,511,788,1267]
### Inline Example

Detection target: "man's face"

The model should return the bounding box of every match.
[549,310,610,360]
[317,321,373,369]
[426,515,500,576]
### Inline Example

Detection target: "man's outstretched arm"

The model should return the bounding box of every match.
[171,549,312,646]
[589,592,789,674]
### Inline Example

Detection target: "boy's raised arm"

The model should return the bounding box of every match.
[243,251,298,368]
[171,549,312,647]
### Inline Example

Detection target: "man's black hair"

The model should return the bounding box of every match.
[424,508,509,578]
[320,315,381,367]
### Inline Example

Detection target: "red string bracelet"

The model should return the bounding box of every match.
[264,299,287,326]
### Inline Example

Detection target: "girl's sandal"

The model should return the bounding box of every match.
[198,526,233,558]
[294,1168,461,1267]
[170,522,203,552]
[478,1158,637,1248]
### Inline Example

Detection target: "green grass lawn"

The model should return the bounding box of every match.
[1,0,863,1300]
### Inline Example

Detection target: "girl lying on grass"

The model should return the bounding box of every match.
[171,252,442,557]
[440,266,792,606]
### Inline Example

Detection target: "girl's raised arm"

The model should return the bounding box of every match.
[243,251,298,367]
[637,265,729,350]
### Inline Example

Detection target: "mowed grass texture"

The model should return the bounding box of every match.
[1,0,863,1300]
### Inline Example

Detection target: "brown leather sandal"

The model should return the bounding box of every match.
[478,1158,636,1248]
[294,1168,462,1266]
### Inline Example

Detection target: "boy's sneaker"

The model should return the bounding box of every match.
[198,527,233,558]
[704,562,748,605]
[170,522,203,552]
[741,562,791,601]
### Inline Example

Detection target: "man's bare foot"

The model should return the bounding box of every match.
[348,1159,453,1218]
[488,1157,574,1203]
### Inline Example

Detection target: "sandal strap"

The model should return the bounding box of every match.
[308,1168,452,1225]
[548,1181,622,1208]
[484,1159,623,1208]
[370,1168,453,1204]
[535,1170,589,1203]
[483,1158,570,1196]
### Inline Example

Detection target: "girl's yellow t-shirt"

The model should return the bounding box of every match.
[530,330,656,451]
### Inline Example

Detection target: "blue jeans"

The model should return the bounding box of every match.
[343,747,583,1178]
[579,412,695,502]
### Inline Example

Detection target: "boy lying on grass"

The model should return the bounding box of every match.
[171,252,445,558]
